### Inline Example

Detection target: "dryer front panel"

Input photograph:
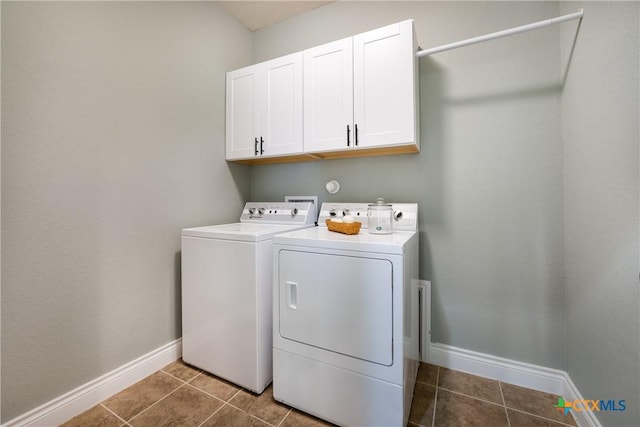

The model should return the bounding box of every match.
[277,250,393,366]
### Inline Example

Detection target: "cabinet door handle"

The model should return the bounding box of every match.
[347,125,351,147]
[260,137,264,154]
[254,137,259,155]
[355,124,359,146]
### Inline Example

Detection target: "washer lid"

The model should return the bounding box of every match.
[273,226,416,254]
[182,222,313,242]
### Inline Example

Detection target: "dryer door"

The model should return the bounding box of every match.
[277,250,393,366]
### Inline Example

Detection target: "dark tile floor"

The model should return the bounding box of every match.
[61,360,577,427]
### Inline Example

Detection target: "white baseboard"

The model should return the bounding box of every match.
[427,342,601,427]
[2,339,182,427]
[427,342,567,394]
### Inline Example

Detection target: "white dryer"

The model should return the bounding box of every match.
[272,202,420,427]
[181,201,315,394]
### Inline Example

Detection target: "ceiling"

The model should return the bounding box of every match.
[218,1,334,31]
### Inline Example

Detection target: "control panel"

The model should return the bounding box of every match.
[318,202,418,231]
[240,202,314,225]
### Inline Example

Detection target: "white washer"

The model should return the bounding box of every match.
[272,203,420,427]
[181,201,315,394]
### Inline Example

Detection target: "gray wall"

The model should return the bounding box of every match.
[250,1,567,369]
[561,2,639,426]
[1,2,251,421]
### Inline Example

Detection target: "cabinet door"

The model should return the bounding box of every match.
[226,65,261,160]
[261,52,303,157]
[303,37,354,153]
[353,20,416,148]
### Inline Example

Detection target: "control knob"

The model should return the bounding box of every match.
[393,210,403,220]
[291,208,298,216]
[258,208,265,215]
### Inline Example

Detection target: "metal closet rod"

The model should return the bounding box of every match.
[416,9,584,57]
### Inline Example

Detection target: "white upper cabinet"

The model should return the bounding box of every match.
[225,20,419,163]
[261,54,304,157]
[303,38,354,152]
[303,20,419,156]
[353,20,417,149]
[226,52,303,161]
[226,64,260,160]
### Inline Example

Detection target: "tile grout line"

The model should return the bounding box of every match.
[99,371,188,425]
[160,365,202,385]
[165,366,254,418]
[182,376,241,426]
[431,366,439,427]
[125,380,189,424]
[130,381,233,426]
[99,403,132,427]
[276,408,293,427]
[245,409,283,427]
[196,402,228,427]
[179,365,286,427]
[497,376,577,427]
[428,366,577,427]
[165,363,290,427]
[186,379,240,404]
[436,386,506,408]
[228,387,243,401]
[220,397,286,427]
[498,381,511,427]
[505,407,579,427]
[161,372,197,384]
[214,389,287,427]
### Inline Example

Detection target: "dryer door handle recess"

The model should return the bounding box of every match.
[287,281,298,310]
